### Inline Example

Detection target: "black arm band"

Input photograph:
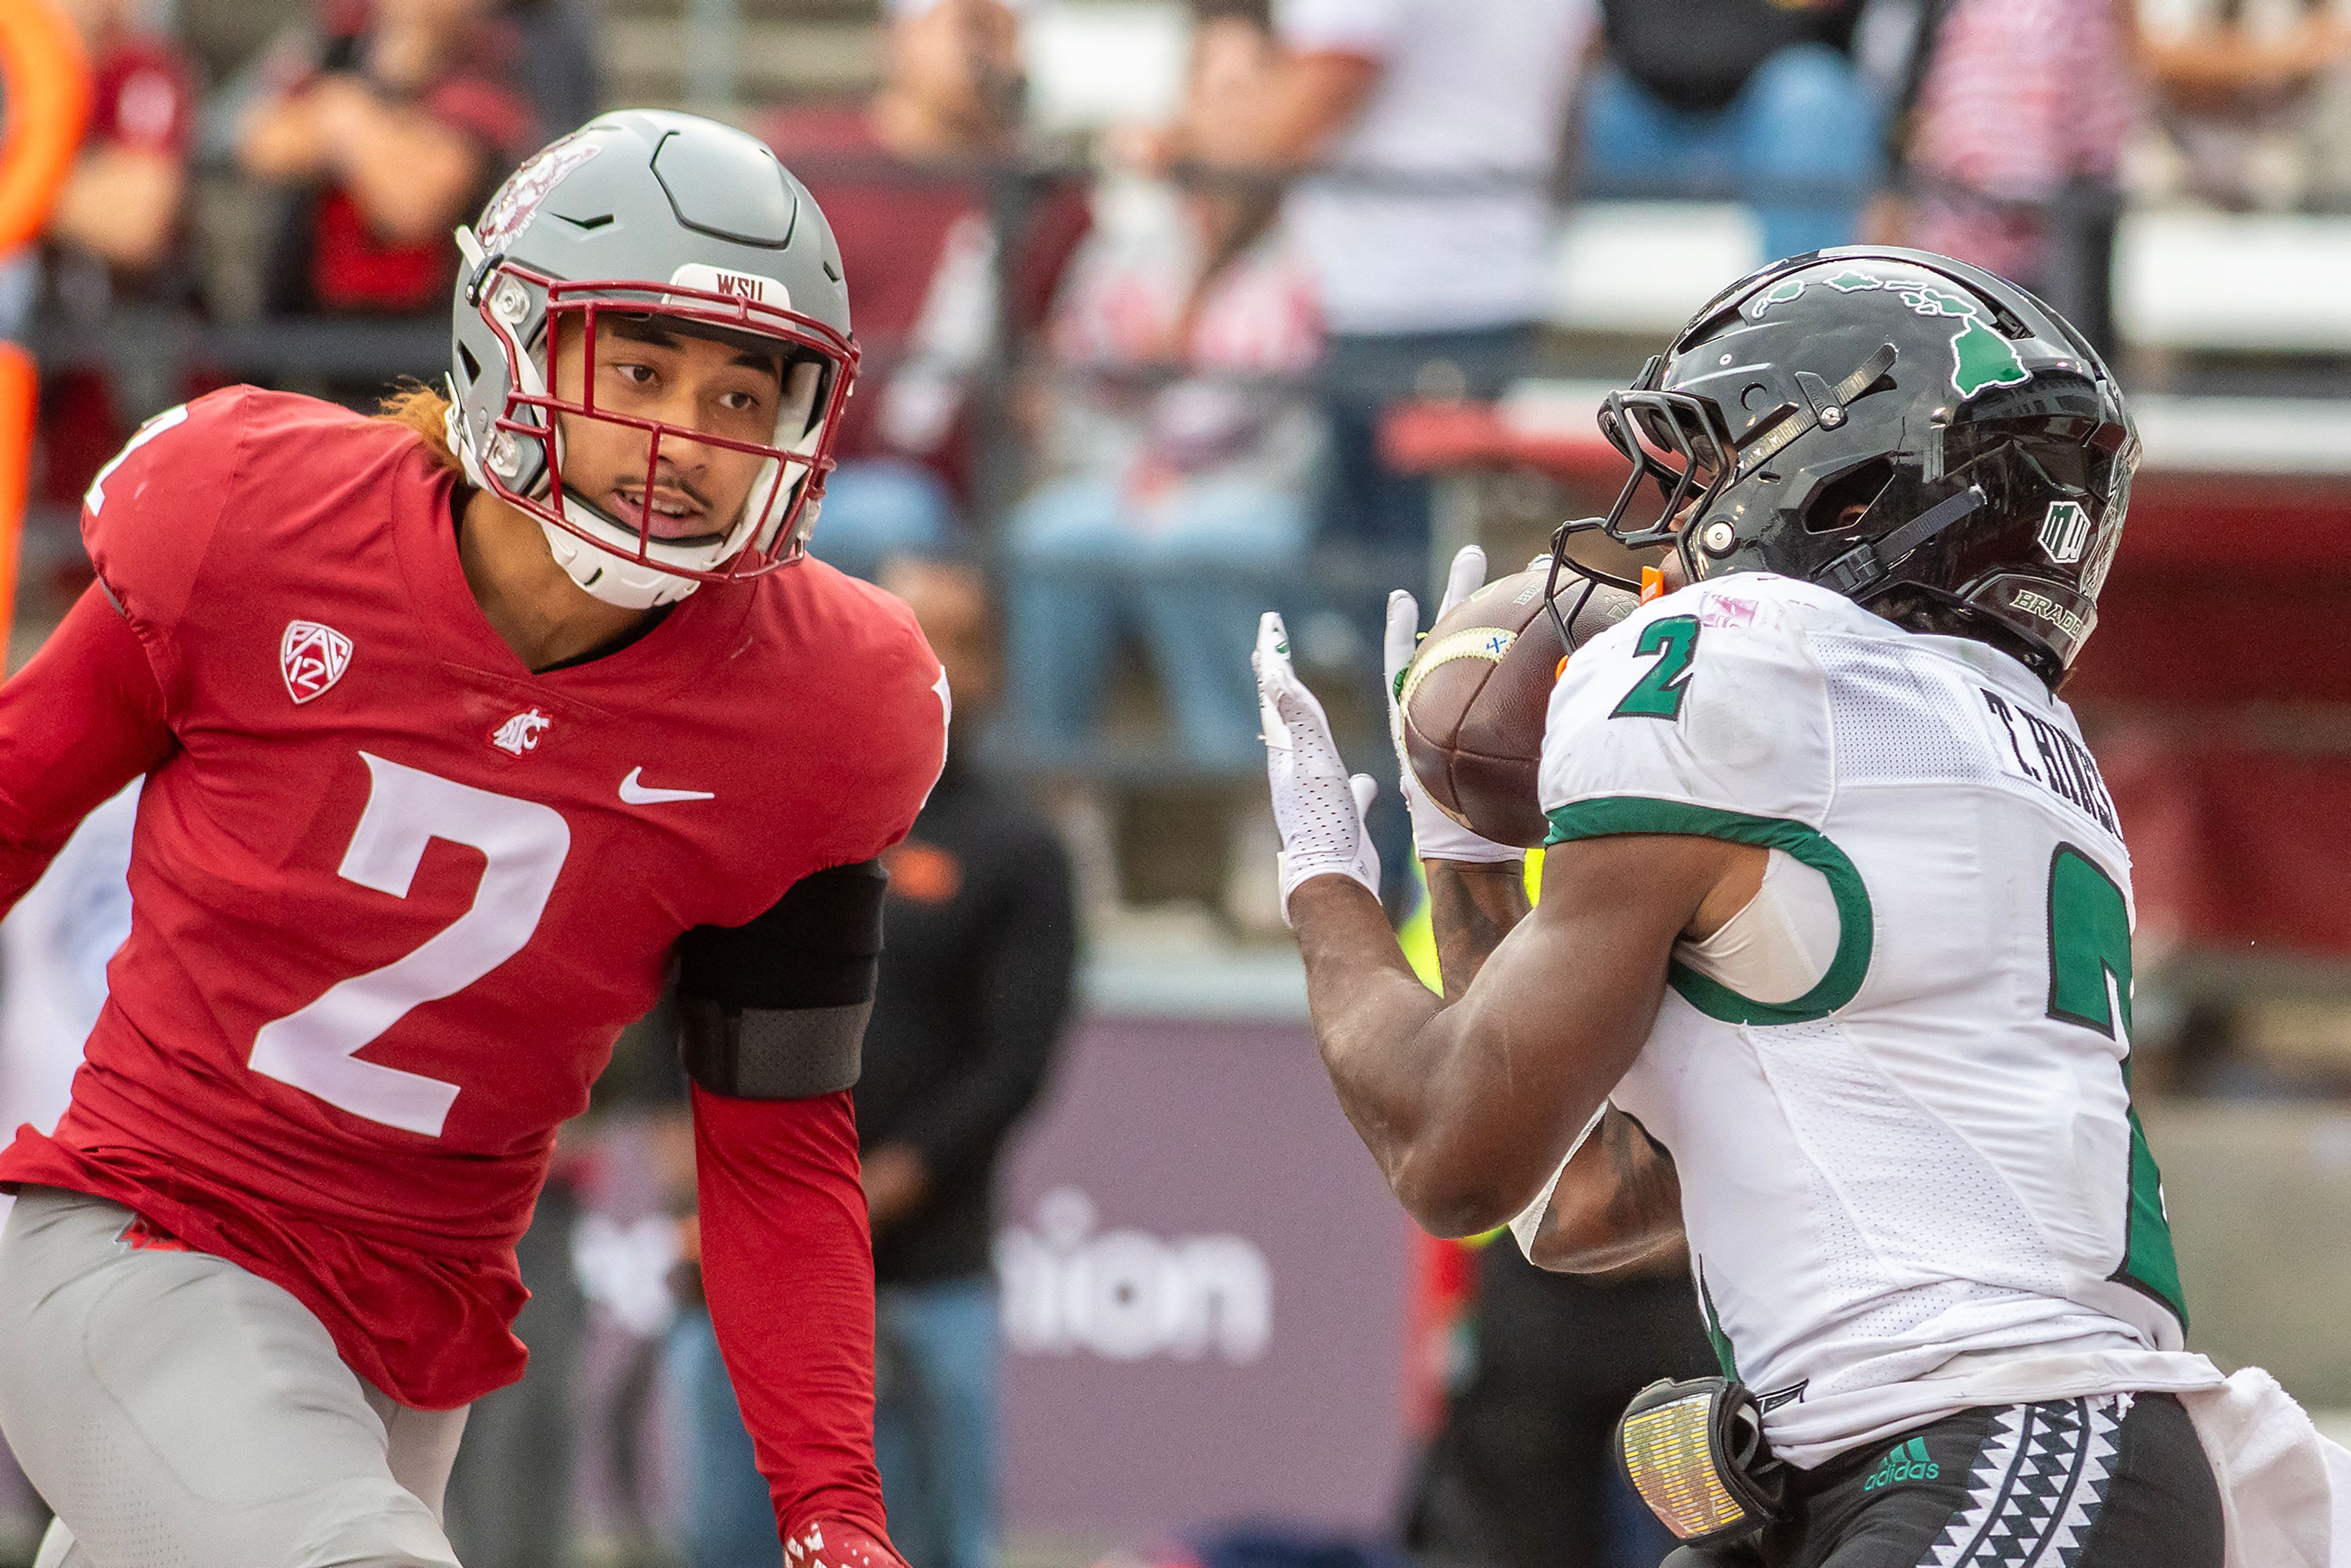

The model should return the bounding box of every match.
[676,860,887,1100]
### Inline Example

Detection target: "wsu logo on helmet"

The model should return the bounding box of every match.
[280,621,353,705]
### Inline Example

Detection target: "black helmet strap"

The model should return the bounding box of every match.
[1813,484,1986,598]
[1827,342,1902,419]
[1734,342,1900,483]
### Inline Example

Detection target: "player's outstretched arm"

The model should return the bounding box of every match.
[692,1086,903,1556]
[0,583,175,913]
[1289,830,1736,1239]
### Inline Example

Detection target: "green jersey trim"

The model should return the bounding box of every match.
[1544,797,1875,1024]
[1698,1261,1738,1381]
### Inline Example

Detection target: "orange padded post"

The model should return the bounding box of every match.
[0,0,91,658]
[0,0,89,254]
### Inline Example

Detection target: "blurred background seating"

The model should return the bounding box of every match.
[1581,0,1878,263]
[9,2,2351,1566]
[1001,0,1323,908]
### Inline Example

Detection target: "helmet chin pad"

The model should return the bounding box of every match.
[540,508,700,609]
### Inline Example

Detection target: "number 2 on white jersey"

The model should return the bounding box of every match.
[2045,844,2187,1325]
[249,753,571,1136]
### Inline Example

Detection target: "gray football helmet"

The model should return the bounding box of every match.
[448,110,858,609]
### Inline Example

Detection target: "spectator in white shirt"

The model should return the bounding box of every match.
[1245,0,1592,561]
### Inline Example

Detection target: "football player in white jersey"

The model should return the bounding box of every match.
[1253,250,2291,1566]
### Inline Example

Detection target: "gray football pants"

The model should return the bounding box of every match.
[0,1187,470,1568]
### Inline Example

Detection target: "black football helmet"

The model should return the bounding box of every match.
[1550,247,2138,683]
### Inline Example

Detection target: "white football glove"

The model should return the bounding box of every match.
[1255,611,1380,921]
[1385,546,1528,866]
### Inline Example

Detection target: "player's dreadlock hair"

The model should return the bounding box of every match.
[375,381,464,475]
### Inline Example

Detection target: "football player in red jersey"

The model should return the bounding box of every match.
[0,111,943,1568]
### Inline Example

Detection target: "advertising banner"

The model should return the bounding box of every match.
[997,1015,1414,1539]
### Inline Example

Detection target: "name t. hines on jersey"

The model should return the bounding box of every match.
[1978,687,2120,837]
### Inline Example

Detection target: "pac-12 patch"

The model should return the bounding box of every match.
[280,620,353,704]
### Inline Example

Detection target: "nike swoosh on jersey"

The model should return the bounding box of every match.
[619,768,716,805]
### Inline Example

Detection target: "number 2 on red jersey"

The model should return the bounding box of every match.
[249,753,571,1136]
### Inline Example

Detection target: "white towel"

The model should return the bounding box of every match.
[2181,1367,2351,1567]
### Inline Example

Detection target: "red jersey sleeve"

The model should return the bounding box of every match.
[818,585,947,869]
[78,391,249,710]
[0,392,239,912]
[691,1084,891,1544]
[0,584,173,913]
[670,571,946,1549]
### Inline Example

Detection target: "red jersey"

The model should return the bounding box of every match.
[0,389,945,1533]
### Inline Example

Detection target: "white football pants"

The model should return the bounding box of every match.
[0,1186,469,1568]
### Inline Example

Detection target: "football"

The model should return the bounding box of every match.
[1398,566,1640,848]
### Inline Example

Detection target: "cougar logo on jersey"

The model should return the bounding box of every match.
[2039,500,2093,566]
[280,621,353,705]
[490,709,552,756]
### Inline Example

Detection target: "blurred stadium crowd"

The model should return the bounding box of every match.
[6,1,2351,1567]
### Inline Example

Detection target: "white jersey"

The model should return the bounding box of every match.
[1536,573,2218,1469]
